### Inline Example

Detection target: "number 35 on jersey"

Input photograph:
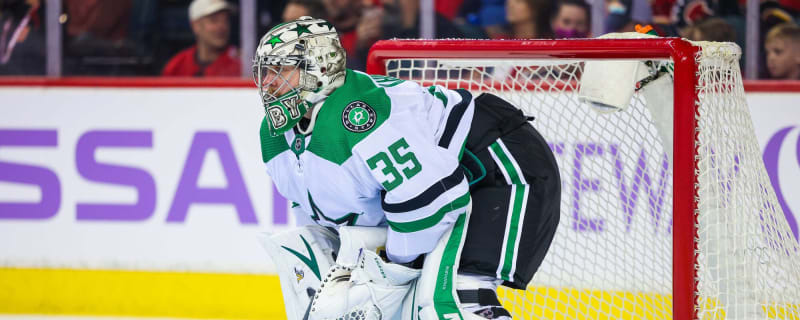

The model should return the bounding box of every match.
[366,138,422,191]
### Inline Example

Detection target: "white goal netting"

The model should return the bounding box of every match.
[376,39,800,319]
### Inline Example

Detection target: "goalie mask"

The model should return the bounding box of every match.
[254,16,347,136]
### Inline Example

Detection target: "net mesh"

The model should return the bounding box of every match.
[380,40,800,319]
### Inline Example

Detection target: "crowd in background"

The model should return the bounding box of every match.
[0,0,799,79]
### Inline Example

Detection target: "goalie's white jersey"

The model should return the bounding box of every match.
[260,69,474,262]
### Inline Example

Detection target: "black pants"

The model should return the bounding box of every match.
[458,92,561,290]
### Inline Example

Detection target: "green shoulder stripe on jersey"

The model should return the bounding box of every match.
[370,75,405,87]
[387,192,470,233]
[260,117,290,163]
[427,86,448,106]
[307,69,391,165]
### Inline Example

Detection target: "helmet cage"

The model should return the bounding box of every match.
[253,55,309,105]
[254,55,311,137]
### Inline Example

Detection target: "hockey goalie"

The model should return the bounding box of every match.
[255,16,563,320]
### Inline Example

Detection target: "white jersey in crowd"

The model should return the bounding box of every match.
[260,69,475,262]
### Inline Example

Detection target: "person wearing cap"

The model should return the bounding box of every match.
[162,0,239,77]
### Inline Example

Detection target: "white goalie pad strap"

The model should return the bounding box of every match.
[258,225,339,320]
[310,246,421,320]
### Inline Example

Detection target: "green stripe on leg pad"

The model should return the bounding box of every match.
[434,213,467,320]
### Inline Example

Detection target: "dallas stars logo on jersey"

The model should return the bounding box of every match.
[342,101,376,132]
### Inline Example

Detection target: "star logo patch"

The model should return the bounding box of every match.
[342,101,376,132]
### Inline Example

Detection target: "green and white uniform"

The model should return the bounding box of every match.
[260,69,474,262]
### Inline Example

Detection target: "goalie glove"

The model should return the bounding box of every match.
[309,249,421,320]
[258,225,339,320]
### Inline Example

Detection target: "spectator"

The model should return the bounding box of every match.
[61,0,141,74]
[506,0,554,39]
[351,4,383,70]
[455,0,499,38]
[681,0,713,27]
[478,0,507,38]
[64,0,132,44]
[344,0,466,70]
[162,0,239,77]
[0,0,44,75]
[283,0,327,22]
[650,0,680,36]
[436,0,463,20]
[758,1,796,77]
[764,23,800,79]
[322,0,362,67]
[762,0,795,29]
[257,0,287,37]
[550,0,590,38]
[682,17,736,42]
[388,0,467,39]
[604,0,639,33]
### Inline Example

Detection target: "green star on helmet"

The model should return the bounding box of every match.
[267,34,284,48]
[289,24,313,37]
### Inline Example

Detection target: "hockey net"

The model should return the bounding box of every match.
[367,38,800,319]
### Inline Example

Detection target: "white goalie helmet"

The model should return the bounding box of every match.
[253,16,347,136]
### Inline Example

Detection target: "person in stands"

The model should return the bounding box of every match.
[765,23,800,80]
[550,0,590,38]
[282,0,327,23]
[506,0,554,39]
[162,0,239,77]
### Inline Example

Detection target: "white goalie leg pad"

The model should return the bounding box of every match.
[258,225,339,320]
[310,226,421,320]
[410,209,473,320]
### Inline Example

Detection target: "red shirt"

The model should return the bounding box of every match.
[162,45,240,77]
[339,30,357,58]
